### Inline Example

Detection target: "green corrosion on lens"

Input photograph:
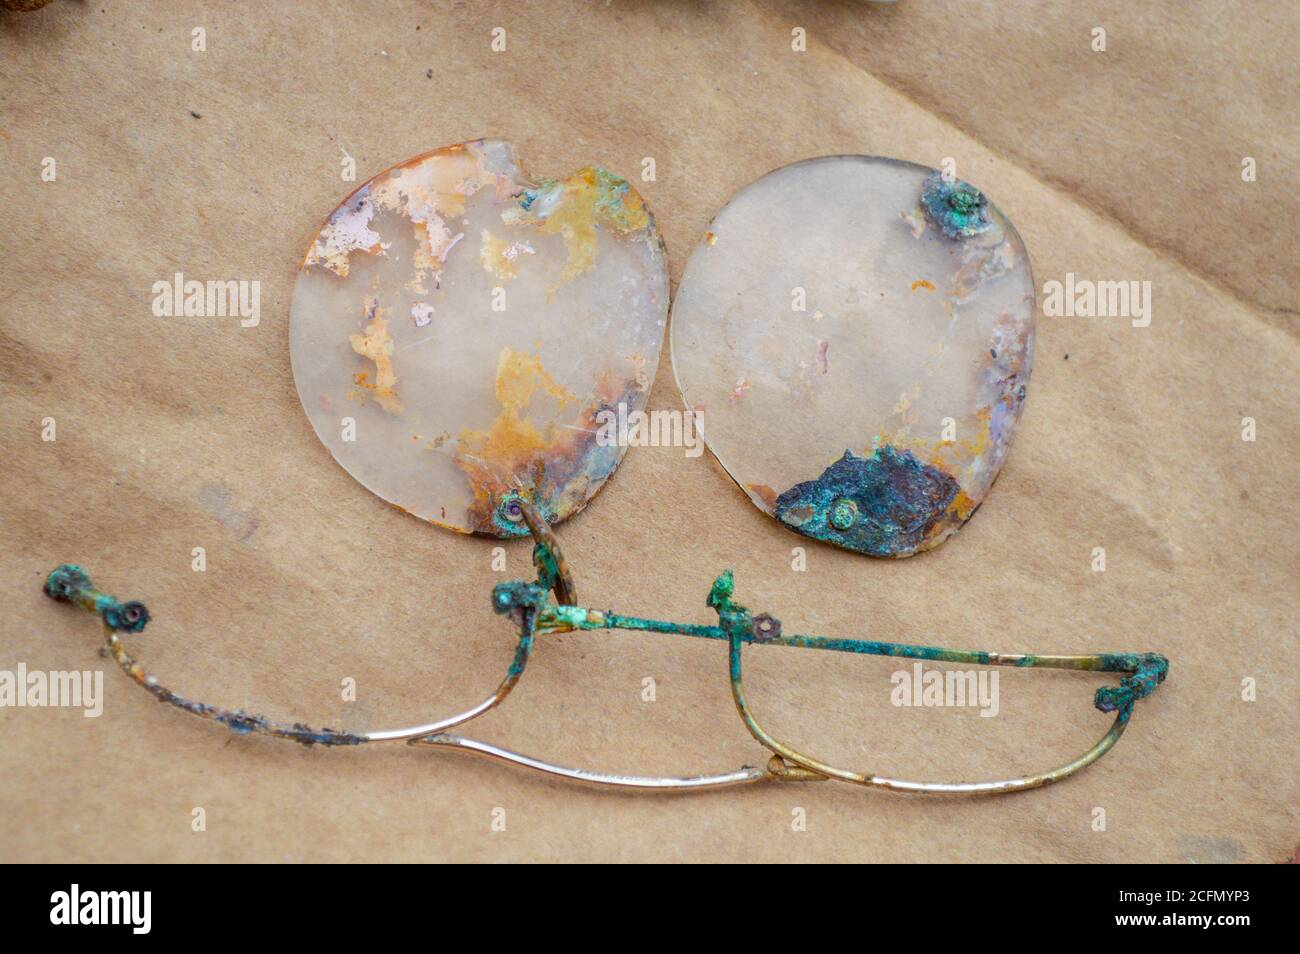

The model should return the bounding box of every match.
[489,494,532,537]
[773,447,960,557]
[920,171,992,238]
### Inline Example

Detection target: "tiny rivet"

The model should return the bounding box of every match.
[752,613,782,642]
[829,498,858,531]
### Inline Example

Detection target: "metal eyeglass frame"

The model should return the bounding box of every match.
[42,496,1168,795]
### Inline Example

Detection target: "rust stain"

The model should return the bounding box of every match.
[503,166,651,294]
[747,483,778,509]
[454,348,636,533]
[454,348,576,522]
[348,299,402,413]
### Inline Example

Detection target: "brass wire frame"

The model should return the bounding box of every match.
[42,498,1167,795]
[727,634,1133,795]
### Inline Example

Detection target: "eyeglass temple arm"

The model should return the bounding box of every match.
[41,563,539,747]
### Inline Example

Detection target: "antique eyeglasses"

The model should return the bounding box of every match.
[44,497,1167,795]
[40,143,1169,795]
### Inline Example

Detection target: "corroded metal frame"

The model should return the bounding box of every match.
[41,497,1167,795]
[729,635,1143,795]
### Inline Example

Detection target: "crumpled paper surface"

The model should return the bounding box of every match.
[1,0,1295,862]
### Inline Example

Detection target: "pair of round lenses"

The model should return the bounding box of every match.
[291,142,1035,556]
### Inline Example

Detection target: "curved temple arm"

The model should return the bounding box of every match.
[41,563,538,747]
